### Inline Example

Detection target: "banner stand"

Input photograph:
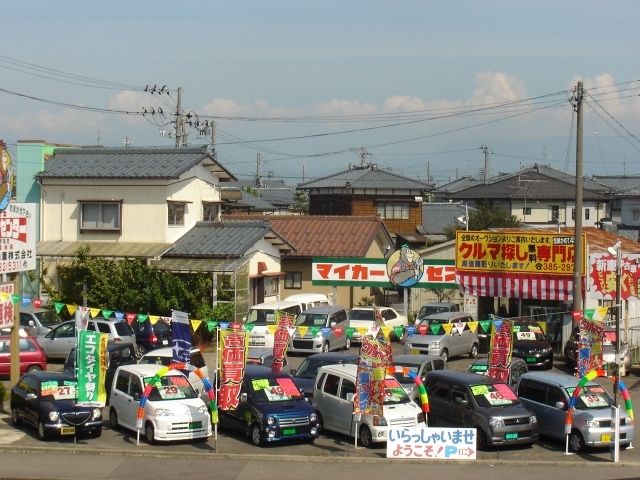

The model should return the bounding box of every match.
[136,430,140,446]
[564,434,576,455]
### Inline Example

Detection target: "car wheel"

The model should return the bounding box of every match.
[109,408,119,429]
[569,430,585,453]
[135,344,147,360]
[359,425,373,448]
[544,362,553,370]
[440,349,449,363]
[145,422,155,444]
[26,365,42,373]
[92,428,102,438]
[11,408,22,426]
[322,342,330,353]
[476,428,488,451]
[469,343,478,359]
[251,424,262,446]
[37,420,49,441]
[344,337,351,351]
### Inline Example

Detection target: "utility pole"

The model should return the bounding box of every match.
[572,81,585,318]
[174,87,189,148]
[427,161,431,183]
[256,153,262,187]
[481,145,491,184]
[359,147,371,166]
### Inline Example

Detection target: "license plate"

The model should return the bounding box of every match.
[526,357,536,363]
[189,422,202,429]
[601,434,611,442]
[60,426,75,435]
[162,340,168,345]
[410,349,421,355]
[505,432,518,440]
[282,428,296,435]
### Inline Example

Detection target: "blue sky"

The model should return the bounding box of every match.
[1,1,638,185]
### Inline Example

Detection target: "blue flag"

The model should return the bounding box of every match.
[172,310,191,365]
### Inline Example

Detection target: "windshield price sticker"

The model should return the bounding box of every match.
[276,378,300,397]
[159,385,186,400]
[581,394,608,408]
[590,386,605,393]
[493,383,517,400]
[169,376,190,387]
[516,331,535,340]
[484,391,511,406]
[264,386,292,402]
[252,379,270,390]
[470,385,489,395]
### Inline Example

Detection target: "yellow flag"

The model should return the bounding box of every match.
[538,321,547,334]
[297,326,309,338]
[467,321,478,333]
[267,325,277,335]
[596,307,609,321]
[0,292,8,303]
[442,323,453,335]
[67,304,77,316]
[89,308,101,318]
[191,319,202,332]
[381,326,392,339]
[357,326,369,337]
[149,315,160,325]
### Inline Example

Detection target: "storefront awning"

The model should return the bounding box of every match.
[456,272,578,301]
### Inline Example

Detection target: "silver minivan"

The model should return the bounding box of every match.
[289,306,350,353]
[404,312,479,362]
[516,372,634,452]
[20,308,62,336]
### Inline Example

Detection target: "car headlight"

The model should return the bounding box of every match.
[154,408,174,416]
[372,415,388,426]
[624,417,632,425]
[267,415,276,426]
[49,411,59,422]
[91,408,102,420]
[429,341,439,349]
[310,413,317,422]
[198,405,208,415]
[489,417,505,427]
[529,415,537,424]
[585,419,599,428]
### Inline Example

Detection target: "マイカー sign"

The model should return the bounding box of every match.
[456,231,586,276]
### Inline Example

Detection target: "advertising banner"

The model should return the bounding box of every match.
[387,427,476,459]
[456,231,586,276]
[0,203,37,274]
[589,252,640,300]
[77,330,108,406]
[0,282,14,329]
[171,310,191,365]
[218,330,248,410]
[354,337,392,415]
[487,320,513,383]
[271,314,292,373]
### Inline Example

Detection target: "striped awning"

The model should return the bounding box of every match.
[456,272,578,301]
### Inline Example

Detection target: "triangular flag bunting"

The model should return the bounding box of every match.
[455,322,465,332]
[287,327,296,337]
[346,327,355,339]
[125,313,137,324]
[267,325,277,335]
[54,302,65,313]
[417,325,429,336]
[479,320,491,333]
[101,309,113,319]
[114,311,125,321]
[381,326,392,339]
[584,308,595,320]
[231,322,243,331]
[441,323,453,335]
[571,310,582,322]
[298,326,309,338]
[322,327,332,338]
[241,322,252,332]
[333,326,344,337]
[0,292,9,303]
[393,326,404,339]
[11,294,21,306]
[89,308,101,318]
[430,324,441,335]
[310,326,320,337]
[493,319,503,332]
[218,321,230,330]
[149,315,160,325]
[406,325,416,337]
[21,296,32,307]
[33,298,43,309]
[66,304,77,316]
[138,314,149,323]
[596,307,609,320]
[191,320,202,332]
[467,321,478,333]
[357,326,368,337]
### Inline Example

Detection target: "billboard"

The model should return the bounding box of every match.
[589,252,640,300]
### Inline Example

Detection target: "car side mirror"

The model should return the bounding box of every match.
[330,321,336,327]
[299,388,304,396]
[455,398,469,407]
[28,320,35,327]
[240,393,248,403]
[346,393,354,402]
[290,369,297,375]
[555,401,566,410]
[26,393,37,400]
[133,393,141,401]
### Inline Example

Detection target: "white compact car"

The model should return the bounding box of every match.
[109,364,212,444]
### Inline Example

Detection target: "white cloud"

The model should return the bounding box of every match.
[0,107,104,136]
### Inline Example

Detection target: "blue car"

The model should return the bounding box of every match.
[218,365,321,446]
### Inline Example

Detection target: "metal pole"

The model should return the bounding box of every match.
[614,247,621,406]
[572,81,584,320]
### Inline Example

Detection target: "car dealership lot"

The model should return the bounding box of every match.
[1,341,639,465]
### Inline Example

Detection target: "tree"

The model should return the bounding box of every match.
[443,202,522,239]
[291,191,309,215]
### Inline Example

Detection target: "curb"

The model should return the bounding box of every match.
[0,445,639,468]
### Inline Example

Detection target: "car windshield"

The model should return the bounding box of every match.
[470,383,518,407]
[295,359,337,378]
[421,317,450,326]
[419,306,450,318]
[144,375,197,401]
[246,309,278,326]
[40,379,77,401]
[250,377,302,403]
[391,363,421,384]
[295,313,328,327]
[34,310,62,327]
[565,385,614,409]
[349,310,375,321]
[138,355,173,367]
[383,378,410,404]
[513,324,545,341]
[149,319,170,333]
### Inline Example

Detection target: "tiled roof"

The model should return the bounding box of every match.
[298,164,431,191]
[268,216,388,257]
[434,176,481,194]
[224,190,277,212]
[227,179,296,207]
[591,175,640,196]
[166,220,293,257]
[36,146,235,180]
[418,202,466,235]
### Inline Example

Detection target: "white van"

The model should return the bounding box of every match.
[313,364,425,447]
[246,294,330,348]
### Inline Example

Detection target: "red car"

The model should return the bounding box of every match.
[0,336,47,377]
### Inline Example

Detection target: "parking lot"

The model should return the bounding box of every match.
[1,340,639,465]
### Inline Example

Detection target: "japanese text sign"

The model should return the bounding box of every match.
[456,231,586,276]
[0,282,14,329]
[589,253,640,300]
[354,337,392,415]
[387,427,476,459]
[77,330,108,406]
[218,330,248,410]
[0,203,36,274]
[312,257,456,289]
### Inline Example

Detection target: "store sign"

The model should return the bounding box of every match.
[456,231,586,276]
[387,427,476,459]
[0,203,36,274]
[589,252,640,300]
[312,257,456,288]
[0,282,14,329]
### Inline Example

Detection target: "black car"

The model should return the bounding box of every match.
[289,352,359,401]
[10,371,103,440]
[129,317,172,357]
[218,365,321,446]
[510,319,554,369]
[64,342,137,403]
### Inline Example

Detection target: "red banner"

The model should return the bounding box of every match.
[354,337,392,415]
[488,320,513,383]
[218,330,248,410]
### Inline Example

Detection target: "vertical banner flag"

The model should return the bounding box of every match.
[77,330,108,406]
[218,329,248,410]
[488,320,513,383]
[171,310,191,365]
[354,337,392,416]
[272,315,292,373]
[0,283,14,329]
[75,306,90,331]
